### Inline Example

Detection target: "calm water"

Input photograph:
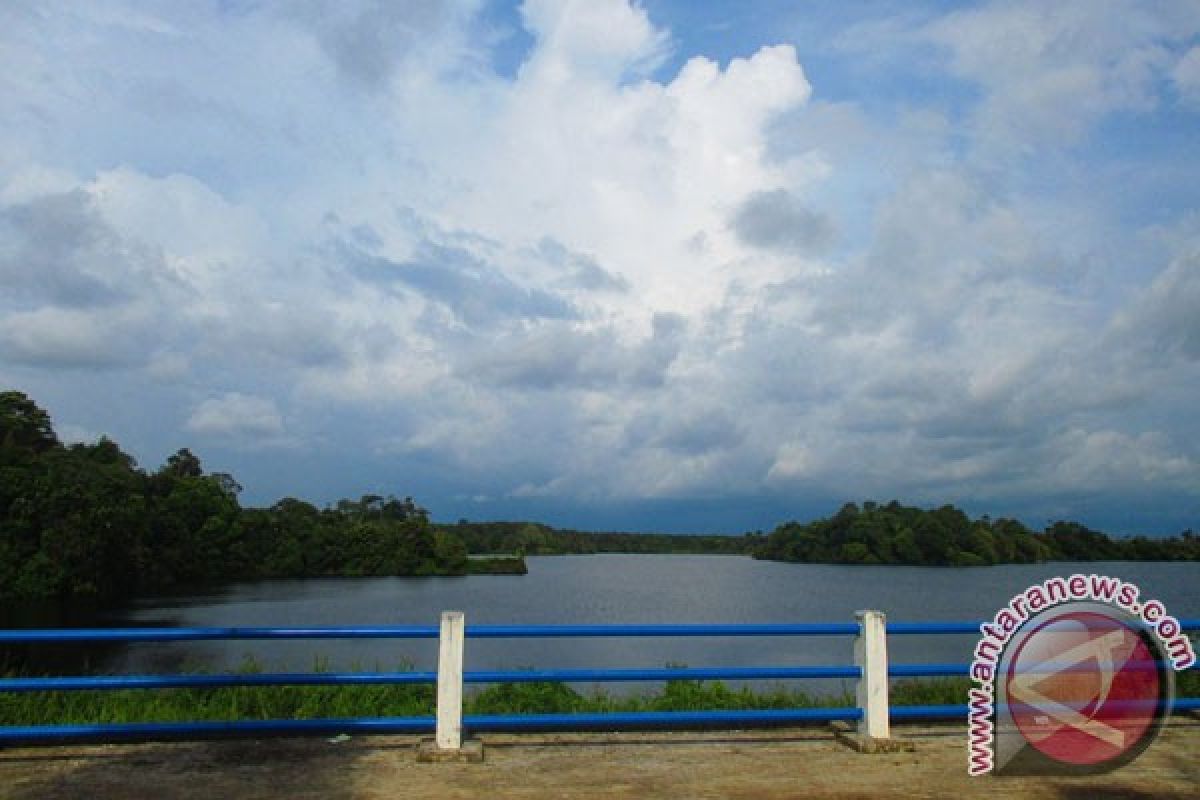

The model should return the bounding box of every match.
[98,556,1200,692]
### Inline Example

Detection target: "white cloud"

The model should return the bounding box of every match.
[925,0,1199,152]
[1111,250,1200,361]
[0,306,148,368]
[1173,45,1200,107]
[519,0,670,82]
[1043,429,1199,493]
[185,393,287,443]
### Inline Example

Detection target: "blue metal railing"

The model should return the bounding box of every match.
[1,618,1196,744]
[0,625,441,643]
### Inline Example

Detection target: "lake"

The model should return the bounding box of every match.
[91,556,1199,693]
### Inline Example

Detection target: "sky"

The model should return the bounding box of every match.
[2,1,1198,535]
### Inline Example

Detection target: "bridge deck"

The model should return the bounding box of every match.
[2,720,1197,799]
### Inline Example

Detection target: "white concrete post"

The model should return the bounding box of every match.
[854,609,890,740]
[435,611,465,751]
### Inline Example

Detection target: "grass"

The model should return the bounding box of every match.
[1,659,1193,726]
[0,656,972,726]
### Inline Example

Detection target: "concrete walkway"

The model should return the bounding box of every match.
[2,721,1198,799]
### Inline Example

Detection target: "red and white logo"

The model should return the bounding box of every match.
[995,604,1172,774]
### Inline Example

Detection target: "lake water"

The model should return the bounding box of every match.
[95,556,1199,694]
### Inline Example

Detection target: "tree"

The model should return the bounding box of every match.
[162,448,203,479]
[0,391,59,457]
[210,472,243,499]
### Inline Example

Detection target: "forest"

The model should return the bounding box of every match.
[0,390,479,606]
[438,520,759,556]
[751,500,1199,566]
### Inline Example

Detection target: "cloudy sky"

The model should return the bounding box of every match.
[2,1,1198,535]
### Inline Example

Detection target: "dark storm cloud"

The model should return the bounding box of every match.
[731,188,834,254]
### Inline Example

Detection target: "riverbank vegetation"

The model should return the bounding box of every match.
[1,664,1194,726]
[0,658,950,726]
[438,521,757,556]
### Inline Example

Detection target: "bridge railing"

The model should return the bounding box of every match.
[0,614,1196,746]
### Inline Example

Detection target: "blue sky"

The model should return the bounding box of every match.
[2,1,1198,535]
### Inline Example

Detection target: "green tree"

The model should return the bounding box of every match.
[0,390,59,458]
[163,448,204,479]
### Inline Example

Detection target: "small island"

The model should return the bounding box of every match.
[749,501,1199,566]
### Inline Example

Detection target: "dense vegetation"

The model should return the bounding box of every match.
[753,501,1200,566]
[439,520,759,556]
[1,661,1193,726]
[0,649,955,726]
[0,390,485,606]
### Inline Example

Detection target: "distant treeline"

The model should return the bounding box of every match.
[437,520,758,556]
[0,391,491,606]
[752,501,1199,566]
[440,505,1198,566]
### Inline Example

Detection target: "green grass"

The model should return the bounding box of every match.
[0,655,975,725]
[2,662,1194,726]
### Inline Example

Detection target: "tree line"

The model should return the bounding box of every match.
[437,520,758,556]
[751,501,1199,566]
[443,505,1198,566]
[0,390,474,605]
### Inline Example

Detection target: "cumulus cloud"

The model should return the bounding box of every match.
[519,0,671,82]
[0,306,147,369]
